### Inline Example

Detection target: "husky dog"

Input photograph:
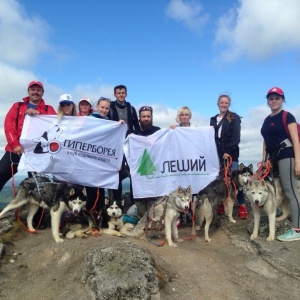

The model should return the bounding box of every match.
[131,186,192,247]
[192,163,253,242]
[0,176,86,243]
[246,178,290,241]
[101,201,134,237]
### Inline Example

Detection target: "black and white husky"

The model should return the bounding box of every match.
[192,163,253,242]
[0,176,86,243]
[101,201,134,237]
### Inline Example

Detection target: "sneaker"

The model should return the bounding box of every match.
[217,203,224,215]
[238,205,248,219]
[277,228,300,242]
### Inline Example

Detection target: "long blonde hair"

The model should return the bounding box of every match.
[57,103,77,119]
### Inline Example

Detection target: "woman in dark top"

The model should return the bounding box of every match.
[86,97,124,224]
[261,87,300,242]
[210,94,248,219]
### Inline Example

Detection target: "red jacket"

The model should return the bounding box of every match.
[4,97,56,152]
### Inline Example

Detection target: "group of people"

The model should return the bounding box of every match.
[0,81,300,242]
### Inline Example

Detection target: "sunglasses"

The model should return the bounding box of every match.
[61,103,72,107]
[267,96,282,101]
[139,106,153,113]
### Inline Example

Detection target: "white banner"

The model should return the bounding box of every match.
[123,127,219,198]
[19,115,127,188]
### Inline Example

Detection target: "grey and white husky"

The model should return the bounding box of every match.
[0,176,86,243]
[246,178,291,241]
[131,186,192,247]
[192,163,253,242]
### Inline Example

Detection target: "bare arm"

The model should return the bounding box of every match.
[261,141,267,167]
[288,123,300,176]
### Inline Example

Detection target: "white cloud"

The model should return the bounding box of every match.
[0,0,52,67]
[166,0,209,35]
[215,0,300,61]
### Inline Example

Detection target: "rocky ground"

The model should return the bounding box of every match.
[0,208,300,300]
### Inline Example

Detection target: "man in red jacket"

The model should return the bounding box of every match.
[0,80,56,194]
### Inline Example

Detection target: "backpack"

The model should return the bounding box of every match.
[282,110,300,142]
[16,102,48,129]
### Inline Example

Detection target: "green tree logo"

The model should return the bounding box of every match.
[138,149,156,176]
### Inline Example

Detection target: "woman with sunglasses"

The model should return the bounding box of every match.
[261,87,300,242]
[57,94,77,118]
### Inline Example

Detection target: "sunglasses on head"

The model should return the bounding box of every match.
[139,106,153,113]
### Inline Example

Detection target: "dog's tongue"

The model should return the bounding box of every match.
[183,209,189,214]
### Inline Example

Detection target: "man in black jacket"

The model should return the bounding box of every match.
[108,85,140,209]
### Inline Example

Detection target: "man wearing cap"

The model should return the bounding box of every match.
[0,80,56,202]
[78,97,93,116]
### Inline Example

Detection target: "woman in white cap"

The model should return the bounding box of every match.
[57,94,77,118]
[78,97,93,116]
[261,87,300,242]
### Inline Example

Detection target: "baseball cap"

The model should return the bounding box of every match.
[59,94,73,105]
[79,97,92,106]
[266,87,285,99]
[28,80,44,90]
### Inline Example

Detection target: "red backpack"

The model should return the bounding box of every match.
[282,110,300,142]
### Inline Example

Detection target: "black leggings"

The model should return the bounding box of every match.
[85,187,105,212]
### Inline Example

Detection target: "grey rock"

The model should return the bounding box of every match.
[0,218,13,235]
[0,243,4,258]
[82,240,160,300]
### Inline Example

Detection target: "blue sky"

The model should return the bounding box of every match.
[1,0,300,168]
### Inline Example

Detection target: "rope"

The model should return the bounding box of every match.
[15,207,44,233]
[9,151,21,197]
[256,160,272,180]
[90,188,100,212]
[223,156,232,200]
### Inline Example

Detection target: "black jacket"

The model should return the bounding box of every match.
[133,125,160,137]
[210,112,241,162]
[108,101,140,135]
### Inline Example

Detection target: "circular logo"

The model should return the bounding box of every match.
[48,141,61,154]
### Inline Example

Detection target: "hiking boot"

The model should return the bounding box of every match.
[217,203,225,215]
[239,205,248,219]
[277,228,300,242]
